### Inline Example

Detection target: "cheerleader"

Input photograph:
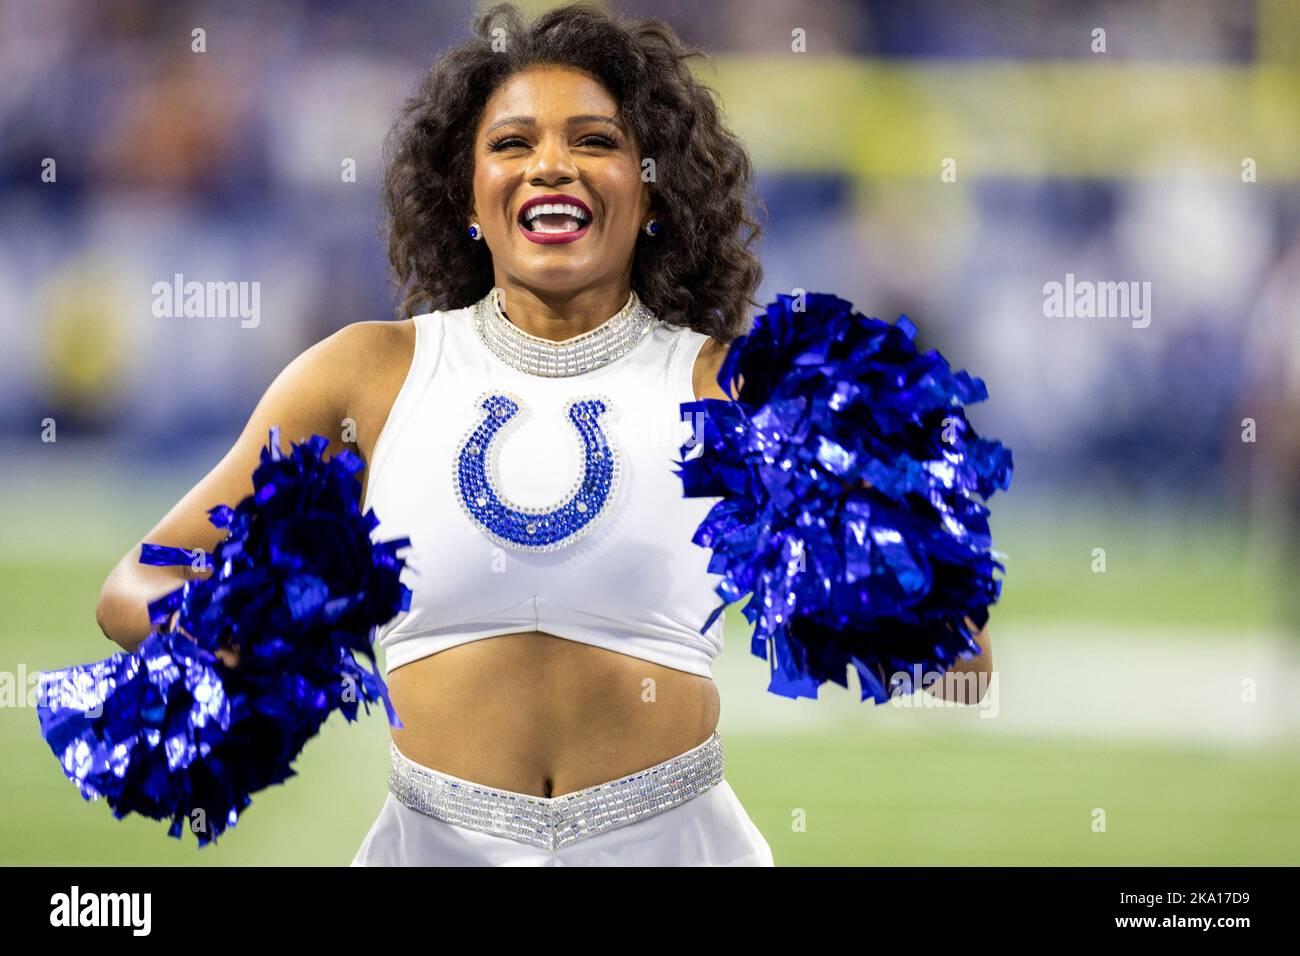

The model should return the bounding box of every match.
[95,2,779,865]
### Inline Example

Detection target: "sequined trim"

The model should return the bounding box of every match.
[473,287,657,377]
[388,731,725,851]
[452,390,621,553]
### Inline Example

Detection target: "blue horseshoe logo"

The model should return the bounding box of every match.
[453,392,620,552]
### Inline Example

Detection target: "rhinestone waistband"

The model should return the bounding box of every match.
[388,731,725,851]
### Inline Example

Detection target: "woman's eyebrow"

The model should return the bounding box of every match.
[485,114,624,133]
[568,114,624,129]
[485,115,533,132]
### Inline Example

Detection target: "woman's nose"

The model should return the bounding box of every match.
[526,134,578,183]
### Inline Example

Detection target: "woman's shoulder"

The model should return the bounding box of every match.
[305,319,420,464]
[691,334,735,401]
[284,319,418,429]
[328,316,417,354]
[308,319,416,390]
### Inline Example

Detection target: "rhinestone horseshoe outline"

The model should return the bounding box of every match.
[452,390,622,552]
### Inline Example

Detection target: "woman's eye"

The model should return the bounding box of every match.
[487,134,618,152]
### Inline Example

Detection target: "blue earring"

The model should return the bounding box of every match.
[643,218,660,237]
[468,222,483,240]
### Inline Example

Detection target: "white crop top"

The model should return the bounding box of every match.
[362,297,727,678]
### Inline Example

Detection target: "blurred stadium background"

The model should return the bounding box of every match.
[2,0,1298,865]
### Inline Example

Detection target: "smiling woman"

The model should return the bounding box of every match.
[347,3,770,865]
[381,3,762,340]
[93,0,770,867]
[460,67,654,339]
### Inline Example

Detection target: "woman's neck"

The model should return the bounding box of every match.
[492,281,633,342]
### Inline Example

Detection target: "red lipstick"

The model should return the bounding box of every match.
[517,193,593,244]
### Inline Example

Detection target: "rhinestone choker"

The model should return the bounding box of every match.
[472,287,657,377]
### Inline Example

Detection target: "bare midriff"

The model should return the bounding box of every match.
[384,632,721,798]
[358,324,722,802]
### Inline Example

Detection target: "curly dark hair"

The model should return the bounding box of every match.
[381,2,764,342]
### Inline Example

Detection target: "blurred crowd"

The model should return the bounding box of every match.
[1,0,1296,527]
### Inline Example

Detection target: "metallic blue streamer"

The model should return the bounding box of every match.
[36,430,412,845]
[674,292,1013,703]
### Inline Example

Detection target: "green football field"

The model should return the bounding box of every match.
[2,468,1297,866]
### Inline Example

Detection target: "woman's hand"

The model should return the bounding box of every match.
[164,608,240,668]
[923,620,993,704]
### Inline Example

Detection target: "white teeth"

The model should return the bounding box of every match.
[522,202,590,227]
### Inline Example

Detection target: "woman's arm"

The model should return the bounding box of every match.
[95,323,385,654]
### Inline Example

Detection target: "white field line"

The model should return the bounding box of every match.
[714,621,1300,748]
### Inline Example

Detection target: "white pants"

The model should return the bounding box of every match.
[352,749,774,867]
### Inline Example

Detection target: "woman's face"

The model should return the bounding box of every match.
[470,65,650,296]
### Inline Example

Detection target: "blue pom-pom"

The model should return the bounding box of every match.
[675,293,1013,703]
[37,429,411,844]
